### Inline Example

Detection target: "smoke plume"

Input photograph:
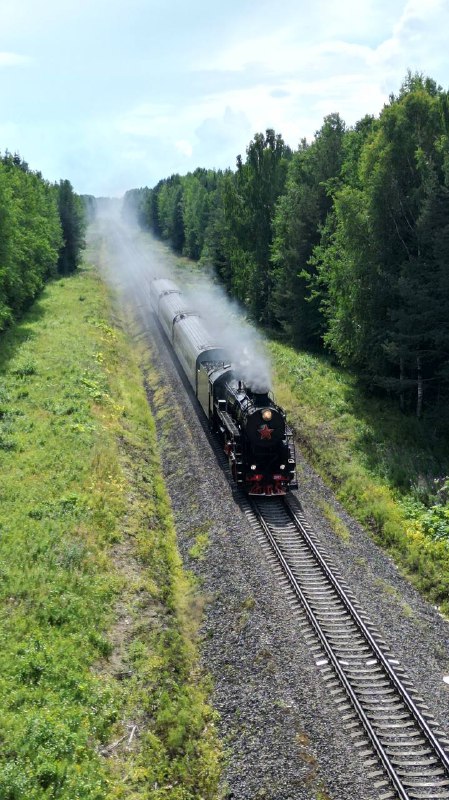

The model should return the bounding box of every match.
[91,201,272,393]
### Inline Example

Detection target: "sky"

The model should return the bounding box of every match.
[1,0,448,197]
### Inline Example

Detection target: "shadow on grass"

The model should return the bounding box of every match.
[0,273,78,374]
[341,379,449,500]
[0,307,43,372]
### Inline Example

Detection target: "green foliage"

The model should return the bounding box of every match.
[188,523,211,561]
[401,480,449,543]
[57,179,86,274]
[142,131,291,323]
[311,186,377,368]
[0,153,62,330]
[271,113,346,346]
[314,77,449,413]
[182,170,215,260]
[222,129,292,323]
[0,154,86,331]
[153,174,185,253]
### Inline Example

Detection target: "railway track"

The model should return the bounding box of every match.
[118,232,449,797]
[242,494,449,800]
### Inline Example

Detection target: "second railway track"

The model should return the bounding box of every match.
[242,494,449,800]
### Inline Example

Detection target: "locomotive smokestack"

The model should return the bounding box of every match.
[252,390,270,405]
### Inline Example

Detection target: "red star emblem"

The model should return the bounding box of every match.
[258,424,273,440]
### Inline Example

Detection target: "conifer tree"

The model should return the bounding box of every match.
[57,179,85,274]
[271,114,346,346]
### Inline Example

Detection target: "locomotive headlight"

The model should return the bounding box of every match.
[251,464,257,470]
[280,464,285,470]
[261,409,272,421]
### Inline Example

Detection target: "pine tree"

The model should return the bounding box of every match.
[57,180,85,274]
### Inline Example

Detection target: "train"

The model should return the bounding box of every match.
[150,277,297,496]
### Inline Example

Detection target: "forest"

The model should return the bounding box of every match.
[0,152,85,331]
[124,73,449,419]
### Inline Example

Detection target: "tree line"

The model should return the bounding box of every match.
[0,152,86,332]
[124,73,449,416]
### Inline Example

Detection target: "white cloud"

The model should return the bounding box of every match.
[194,0,400,75]
[375,0,449,77]
[182,0,449,153]
[0,52,30,66]
[116,103,174,137]
[194,27,292,73]
[175,139,193,157]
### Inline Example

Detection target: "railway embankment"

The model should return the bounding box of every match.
[268,341,449,615]
[0,256,221,798]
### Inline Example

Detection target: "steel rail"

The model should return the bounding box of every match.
[251,500,411,800]
[284,498,449,775]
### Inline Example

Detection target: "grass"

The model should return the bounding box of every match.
[268,341,449,612]
[0,262,221,799]
[188,524,212,562]
[314,497,351,543]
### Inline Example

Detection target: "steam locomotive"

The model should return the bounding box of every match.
[150,278,297,496]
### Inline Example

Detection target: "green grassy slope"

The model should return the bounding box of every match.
[0,263,220,799]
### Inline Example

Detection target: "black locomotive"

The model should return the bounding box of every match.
[150,278,297,496]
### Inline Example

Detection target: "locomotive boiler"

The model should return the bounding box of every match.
[150,278,297,496]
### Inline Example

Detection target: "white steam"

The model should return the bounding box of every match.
[181,277,272,393]
[91,200,272,393]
